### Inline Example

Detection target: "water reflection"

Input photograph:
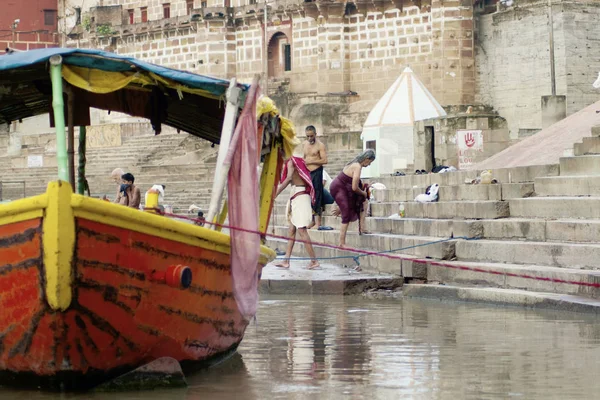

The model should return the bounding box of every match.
[1,296,600,399]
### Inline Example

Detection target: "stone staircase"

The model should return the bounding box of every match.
[268,125,600,308]
[0,128,361,213]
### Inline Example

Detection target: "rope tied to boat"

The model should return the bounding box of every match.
[161,212,600,289]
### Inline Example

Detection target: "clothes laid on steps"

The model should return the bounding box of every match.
[310,166,324,216]
[286,185,313,228]
[329,172,366,224]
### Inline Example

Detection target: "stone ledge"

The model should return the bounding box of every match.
[403,284,600,314]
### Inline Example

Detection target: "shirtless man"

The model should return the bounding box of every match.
[303,125,328,229]
[273,152,320,270]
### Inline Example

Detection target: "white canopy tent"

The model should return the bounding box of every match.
[361,67,446,178]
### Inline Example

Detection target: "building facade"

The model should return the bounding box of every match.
[52,0,600,168]
[0,0,59,53]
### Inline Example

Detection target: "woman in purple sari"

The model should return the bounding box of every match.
[329,149,376,247]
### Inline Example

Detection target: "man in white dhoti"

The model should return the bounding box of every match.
[273,150,320,270]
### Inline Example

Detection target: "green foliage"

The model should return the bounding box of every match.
[82,15,91,31]
[96,24,115,36]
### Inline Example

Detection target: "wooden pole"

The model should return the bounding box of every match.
[77,126,87,195]
[206,78,241,226]
[49,55,68,182]
[67,86,76,187]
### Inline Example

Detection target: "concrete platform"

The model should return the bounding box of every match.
[265,238,421,277]
[403,284,600,314]
[260,261,403,295]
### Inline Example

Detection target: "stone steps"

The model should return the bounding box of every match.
[456,239,600,269]
[272,225,456,260]
[373,182,533,202]
[509,197,600,219]
[370,200,510,219]
[574,136,600,156]
[424,261,600,299]
[403,285,600,314]
[559,155,600,176]
[535,175,600,197]
[271,215,600,244]
[367,164,559,190]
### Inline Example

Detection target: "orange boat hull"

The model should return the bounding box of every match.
[0,182,273,389]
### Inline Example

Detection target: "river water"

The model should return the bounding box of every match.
[4,295,600,399]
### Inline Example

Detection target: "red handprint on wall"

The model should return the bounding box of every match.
[465,131,476,148]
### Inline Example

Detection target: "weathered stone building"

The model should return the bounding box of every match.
[38,0,599,169]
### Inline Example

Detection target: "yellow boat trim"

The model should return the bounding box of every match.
[0,193,48,226]
[71,194,276,264]
[215,199,228,233]
[259,142,281,236]
[42,181,75,311]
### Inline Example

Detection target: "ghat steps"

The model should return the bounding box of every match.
[269,125,600,308]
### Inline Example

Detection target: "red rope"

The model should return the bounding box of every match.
[164,212,600,289]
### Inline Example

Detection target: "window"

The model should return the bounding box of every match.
[249,0,257,4]
[163,3,171,19]
[201,1,207,8]
[128,9,134,24]
[141,7,148,22]
[187,0,194,14]
[283,44,291,72]
[44,9,57,26]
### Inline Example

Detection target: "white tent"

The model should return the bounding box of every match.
[361,67,446,178]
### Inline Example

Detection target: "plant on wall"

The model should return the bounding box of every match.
[96,24,115,36]
[82,15,91,31]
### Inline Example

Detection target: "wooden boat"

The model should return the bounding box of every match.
[0,48,296,390]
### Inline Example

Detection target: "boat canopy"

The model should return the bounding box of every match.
[0,48,249,144]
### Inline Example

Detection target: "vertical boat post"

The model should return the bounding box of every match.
[205,79,241,227]
[49,55,69,182]
[66,85,76,187]
[77,126,87,195]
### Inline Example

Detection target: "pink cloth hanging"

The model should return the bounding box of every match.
[225,82,261,321]
[280,156,315,205]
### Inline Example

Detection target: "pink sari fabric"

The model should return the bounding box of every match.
[280,156,315,205]
[225,83,261,321]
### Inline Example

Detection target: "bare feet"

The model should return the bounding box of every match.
[307,260,321,270]
[338,243,348,248]
[274,260,290,269]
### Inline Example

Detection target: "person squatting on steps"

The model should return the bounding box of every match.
[329,149,376,248]
[274,148,321,270]
[114,172,141,209]
[303,125,328,230]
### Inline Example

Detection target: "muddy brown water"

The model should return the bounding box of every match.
[3,295,600,399]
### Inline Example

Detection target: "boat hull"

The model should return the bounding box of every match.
[0,182,273,390]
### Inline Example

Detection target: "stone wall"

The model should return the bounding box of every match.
[475,0,600,139]
[414,106,510,170]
